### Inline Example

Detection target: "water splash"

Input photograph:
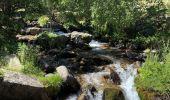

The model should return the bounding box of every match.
[66,40,140,100]
[82,72,110,86]
[89,40,103,48]
[66,90,103,100]
[66,94,78,100]
[114,63,140,100]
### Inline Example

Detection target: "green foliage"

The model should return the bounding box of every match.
[0,69,4,78]
[16,43,63,96]
[131,35,160,47]
[136,42,170,93]
[17,43,43,76]
[39,73,63,97]
[38,15,49,27]
[39,73,62,88]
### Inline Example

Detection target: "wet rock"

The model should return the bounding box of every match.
[0,71,49,100]
[78,85,98,100]
[57,51,77,58]
[79,52,113,66]
[26,21,39,27]
[103,87,124,100]
[123,49,144,61]
[78,93,88,100]
[56,66,80,96]
[56,52,113,73]
[109,68,121,85]
[58,58,80,71]
[38,56,56,73]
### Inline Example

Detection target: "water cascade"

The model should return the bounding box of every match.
[65,40,140,100]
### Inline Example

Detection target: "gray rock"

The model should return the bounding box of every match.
[56,66,80,95]
[25,27,42,35]
[0,71,50,100]
[68,31,92,45]
[16,35,37,42]
[5,54,22,69]
[56,66,70,81]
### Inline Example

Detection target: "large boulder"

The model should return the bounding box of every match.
[25,27,42,35]
[37,32,70,49]
[56,66,80,97]
[0,71,49,100]
[16,35,37,42]
[68,31,92,46]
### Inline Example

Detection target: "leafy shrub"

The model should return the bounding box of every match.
[131,35,160,48]
[0,69,4,78]
[136,43,170,93]
[38,15,49,27]
[17,43,43,76]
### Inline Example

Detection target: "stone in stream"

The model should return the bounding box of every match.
[0,71,49,100]
[25,27,42,35]
[56,66,80,97]
[103,87,124,100]
[68,31,92,46]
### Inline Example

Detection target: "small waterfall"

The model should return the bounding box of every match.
[114,63,140,100]
[82,72,110,86]
[65,40,140,100]
[66,71,109,100]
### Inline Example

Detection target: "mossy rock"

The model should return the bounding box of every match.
[37,32,70,49]
[103,87,124,100]
[137,88,169,100]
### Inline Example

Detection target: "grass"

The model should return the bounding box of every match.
[136,41,170,93]
[38,73,63,88]
[0,69,4,78]
[38,73,63,97]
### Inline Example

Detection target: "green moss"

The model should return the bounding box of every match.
[103,87,124,100]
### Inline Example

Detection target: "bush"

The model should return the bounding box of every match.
[17,43,43,76]
[38,15,49,27]
[131,35,160,48]
[136,42,170,93]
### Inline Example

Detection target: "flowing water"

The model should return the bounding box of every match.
[66,40,140,100]
[114,63,140,100]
